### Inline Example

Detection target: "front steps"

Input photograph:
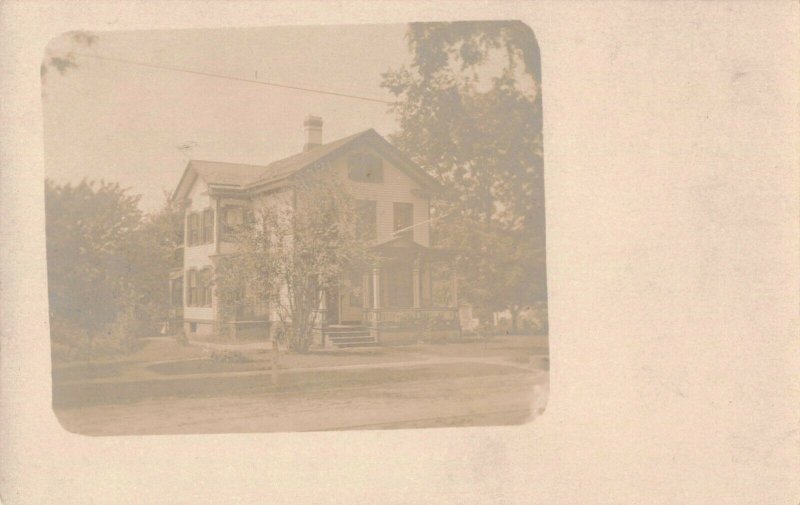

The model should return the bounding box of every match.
[324,325,377,348]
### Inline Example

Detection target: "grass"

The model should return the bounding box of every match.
[52,361,129,381]
[52,334,547,383]
[53,361,525,408]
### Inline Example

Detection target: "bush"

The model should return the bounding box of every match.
[50,318,91,363]
[209,349,251,363]
[49,313,143,364]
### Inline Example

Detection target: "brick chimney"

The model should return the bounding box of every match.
[303,115,323,151]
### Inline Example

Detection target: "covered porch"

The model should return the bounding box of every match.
[320,237,461,346]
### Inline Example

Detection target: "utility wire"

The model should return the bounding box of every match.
[73,52,397,105]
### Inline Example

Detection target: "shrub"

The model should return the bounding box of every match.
[209,349,251,363]
[49,313,143,364]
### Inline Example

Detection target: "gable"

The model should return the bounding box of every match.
[171,128,440,203]
[172,160,265,202]
[333,144,424,194]
[247,129,441,193]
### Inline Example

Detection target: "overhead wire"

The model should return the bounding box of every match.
[73,52,397,105]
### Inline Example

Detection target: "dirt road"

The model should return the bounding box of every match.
[55,369,548,435]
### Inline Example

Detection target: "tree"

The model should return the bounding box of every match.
[382,21,547,331]
[215,171,372,354]
[45,179,143,361]
[127,192,185,335]
[41,31,97,82]
[45,180,181,362]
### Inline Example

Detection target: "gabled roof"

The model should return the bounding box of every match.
[171,159,265,201]
[372,235,455,259]
[191,160,265,187]
[248,129,372,188]
[171,128,441,202]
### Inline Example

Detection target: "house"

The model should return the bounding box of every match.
[169,116,461,347]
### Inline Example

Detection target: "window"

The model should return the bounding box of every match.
[393,202,413,240]
[186,209,215,246]
[187,213,199,246]
[187,269,198,306]
[348,153,383,183]
[355,200,377,240]
[202,209,214,244]
[200,268,213,307]
[221,206,245,240]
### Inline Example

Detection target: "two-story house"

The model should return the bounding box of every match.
[169,116,460,347]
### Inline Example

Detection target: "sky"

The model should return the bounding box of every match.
[42,24,412,212]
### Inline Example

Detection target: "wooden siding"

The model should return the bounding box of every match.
[330,145,430,246]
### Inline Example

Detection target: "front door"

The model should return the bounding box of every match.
[339,270,363,323]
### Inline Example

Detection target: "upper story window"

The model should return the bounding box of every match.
[348,153,383,183]
[220,206,249,242]
[186,209,215,246]
[355,200,377,240]
[393,202,413,240]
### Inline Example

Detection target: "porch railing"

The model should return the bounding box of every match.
[364,307,459,331]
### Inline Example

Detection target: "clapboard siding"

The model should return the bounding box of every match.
[330,146,430,246]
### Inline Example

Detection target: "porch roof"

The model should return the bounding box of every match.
[371,236,455,261]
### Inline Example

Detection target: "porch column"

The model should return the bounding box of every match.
[412,259,421,309]
[320,289,327,316]
[372,268,381,309]
[370,268,382,343]
[362,273,370,308]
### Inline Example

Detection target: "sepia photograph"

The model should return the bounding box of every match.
[42,21,548,435]
[2,2,798,503]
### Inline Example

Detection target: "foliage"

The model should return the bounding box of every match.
[382,21,547,331]
[45,179,180,362]
[215,171,373,353]
[41,31,98,81]
[129,192,185,334]
[46,179,142,333]
[209,349,252,363]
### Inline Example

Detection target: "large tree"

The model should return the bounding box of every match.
[382,21,547,331]
[45,180,182,361]
[45,179,142,360]
[215,171,372,354]
[127,192,185,334]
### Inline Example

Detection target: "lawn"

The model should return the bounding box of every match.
[52,334,547,382]
[149,347,419,376]
[51,337,208,381]
[51,334,550,433]
[54,361,527,408]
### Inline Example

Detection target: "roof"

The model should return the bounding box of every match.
[249,129,373,188]
[171,128,441,201]
[190,160,266,187]
[372,235,455,259]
